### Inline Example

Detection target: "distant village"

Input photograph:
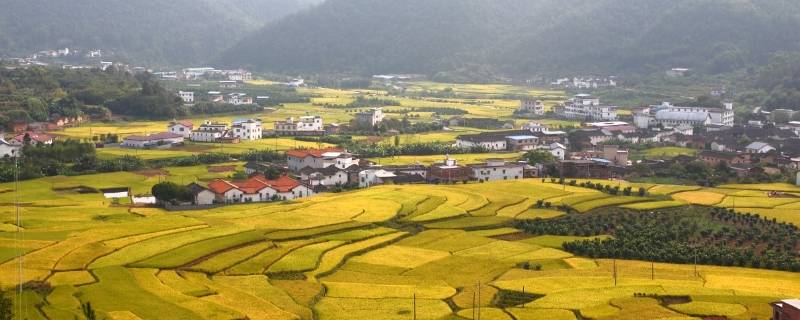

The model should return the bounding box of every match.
[4,55,800,206]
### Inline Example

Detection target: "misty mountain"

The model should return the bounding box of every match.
[0,0,322,66]
[217,0,800,76]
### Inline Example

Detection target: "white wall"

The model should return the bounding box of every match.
[471,165,524,182]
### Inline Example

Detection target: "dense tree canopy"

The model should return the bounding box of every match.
[0,0,322,66]
[218,0,800,78]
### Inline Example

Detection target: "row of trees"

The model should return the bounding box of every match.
[516,206,800,272]
[344,141,488,158]
[0,141,285,183]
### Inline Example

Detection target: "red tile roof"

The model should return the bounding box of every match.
[171,120,194,128]
[207,179,238,194]
[209,175,304,195]
[13,132,53,143]
[263,175,303,193]
[286,148,344,159]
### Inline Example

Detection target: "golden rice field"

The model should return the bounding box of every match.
[51,81,569,161]
[1,166,799,319]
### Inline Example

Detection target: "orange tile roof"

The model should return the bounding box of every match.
[209,175,304,195]
[207,179,238,194]
[286,148,344,159]
[264,175,303,193]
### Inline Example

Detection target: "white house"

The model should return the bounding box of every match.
[0,139,20,158]
[358,169,397,188]
[505,135,539,151]
[555,94,617,121]
[188,183,216,205]
[232,119,262,140]
[226,93,253,105]
[355,108,384,127]
[168,120,194,138]
[274,116,324,136]
[745,142,775,154]
[519,99,545,115]
[522,122,548,132]
[536,142,567,160]
[455,134,507,151]
[121,132,184,148]
[178,91,195,104]
[468,159,525,182]
[633,102,734,129]
[299,165,351,186]
[191,121,229,142]
[287,148,359,172]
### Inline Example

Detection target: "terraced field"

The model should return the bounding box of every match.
[1,172,799,319]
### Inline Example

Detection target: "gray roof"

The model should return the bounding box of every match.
[654,110,710,122]
[746,142,772,150]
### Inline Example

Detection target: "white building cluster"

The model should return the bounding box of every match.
[633,102,735,129]
[554,94,618,121]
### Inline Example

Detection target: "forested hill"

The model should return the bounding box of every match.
[217,0,800,77]
[0,0,322,66]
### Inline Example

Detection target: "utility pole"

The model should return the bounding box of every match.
[522,286,526,308]
[613,258,617,286]
[651,261,655,280]
[412,293,416,320]
[477,282,481,320]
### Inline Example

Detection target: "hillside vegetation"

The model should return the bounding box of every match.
[219,0,800,77]
[0,0,322,66]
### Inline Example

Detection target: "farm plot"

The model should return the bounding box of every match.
[672,191,726,205]
[571,197,652,213]
[267,241,344,273]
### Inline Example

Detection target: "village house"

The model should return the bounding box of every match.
[633,102,734,129]
[382,165,428,179]
[287,148,359,172]
[355,107,384,127]
[219,80,238,89]
[358,169,398,188]
[299,165,352,187]
[468,159,525,182]
[273,116,325,136]
[771,299,800,320]
[188,183,216,206]
[244,162,288,176]
[50,115,86,128]
[178,91,195,104]
[10,132,54,146]
[698,150,750,166]
[522,122,548,132]
[208,91,224,103]
[428,157,472,183]
[191,121,229,142]
[554,94,618,121]
[745,141,776,154]
[455,133,507,151]
[506,135,540,151]
[557,159,612,179]
[226,93,254,105]
[231,119,262,140]
[206,175,313,203]
[0,138,21,158]
[121,132,184,148]
[168,120,194,138]
[535,142,567,160]
[518,99,545,116]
